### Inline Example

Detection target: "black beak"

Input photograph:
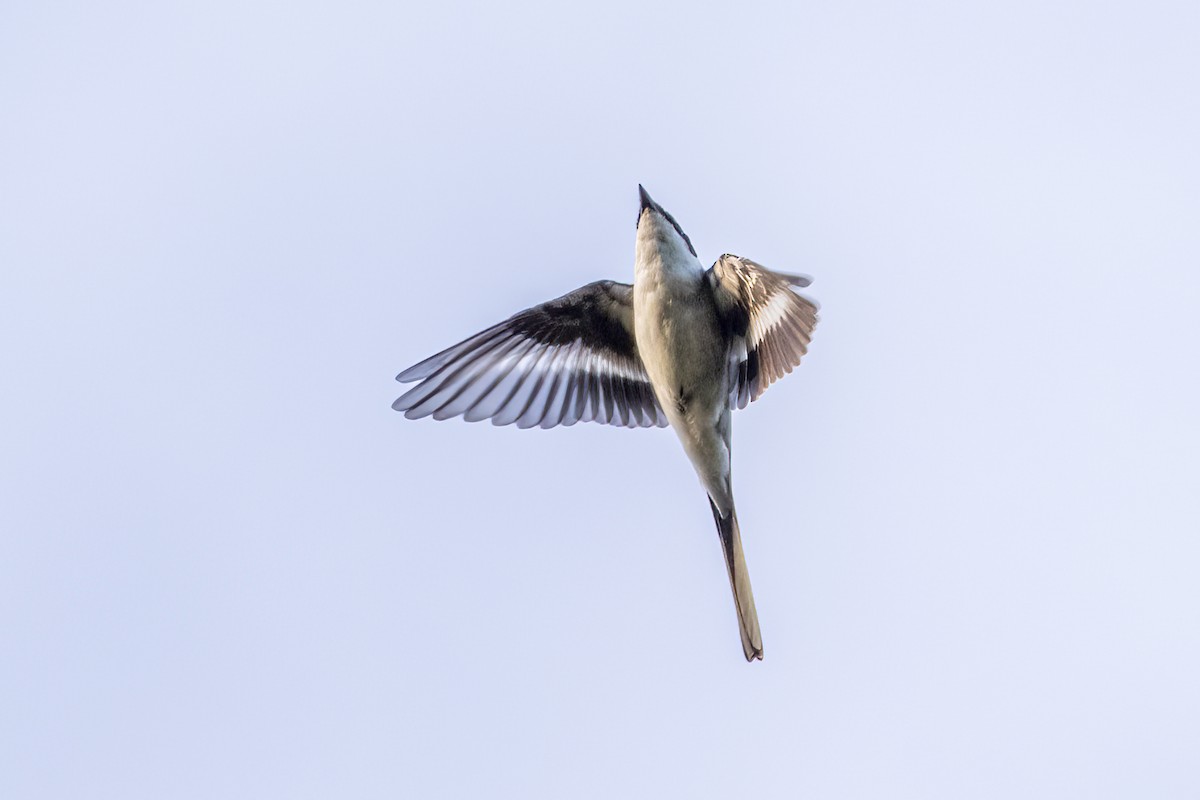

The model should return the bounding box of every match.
[634,185,697,256]
[638,184,657,213]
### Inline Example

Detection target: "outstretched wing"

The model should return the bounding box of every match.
[394,280,668,429]
[707,254,820,408]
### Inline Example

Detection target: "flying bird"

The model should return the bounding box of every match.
[393,186,819,661]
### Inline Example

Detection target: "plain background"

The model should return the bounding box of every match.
[3,1,1198,797]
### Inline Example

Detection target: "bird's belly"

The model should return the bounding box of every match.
[635,278,733,505]
[633,277,725,418]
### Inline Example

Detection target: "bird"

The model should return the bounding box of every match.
[393,185,819,661]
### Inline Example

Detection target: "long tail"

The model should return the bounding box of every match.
[708,498,763,661]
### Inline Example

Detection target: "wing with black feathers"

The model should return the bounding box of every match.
[394,281,668,429]
[707,254,820,408]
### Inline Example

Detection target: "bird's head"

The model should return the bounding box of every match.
[635,185,698,266]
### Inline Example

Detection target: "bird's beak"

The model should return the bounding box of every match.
[638,184,657,214]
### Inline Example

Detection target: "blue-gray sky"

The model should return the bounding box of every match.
[3,1,1199,797]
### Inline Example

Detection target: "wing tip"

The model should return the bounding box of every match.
[396,362,435,383]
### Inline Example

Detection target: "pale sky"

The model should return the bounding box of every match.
[3,1,1199,797]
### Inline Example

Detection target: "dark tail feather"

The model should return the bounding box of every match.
[708,498,763,661]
